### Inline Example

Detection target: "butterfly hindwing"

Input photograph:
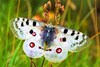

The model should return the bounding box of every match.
[56,26,88,52]
[23,38,44,58]
[44,32,68,63]
[10,17,45,40]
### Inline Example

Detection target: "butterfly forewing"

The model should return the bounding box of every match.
[56,26,89,52]
[10,17,45,40]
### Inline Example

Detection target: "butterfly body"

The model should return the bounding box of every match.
[10,18,88,63]
[41,25,56,45]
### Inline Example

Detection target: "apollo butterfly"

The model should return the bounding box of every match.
[10,17,88,63]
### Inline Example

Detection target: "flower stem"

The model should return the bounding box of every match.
[30,58,36,67]
[30,58,32,67]
[41,57,45,67]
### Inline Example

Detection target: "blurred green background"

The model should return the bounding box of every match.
[0,0,100,67]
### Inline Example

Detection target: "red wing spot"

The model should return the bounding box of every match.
[56,48,62,54]
[29,42,35,48]
[60,38,62,42]
[32,32,36,36]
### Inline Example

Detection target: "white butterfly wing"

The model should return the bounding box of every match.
[44,32,68,63]
[10,18,45,40]
[56,26,89,52]
[23,38,44,58]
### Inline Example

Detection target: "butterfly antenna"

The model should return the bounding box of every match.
[43,0,51,24]
[54,0,64,25]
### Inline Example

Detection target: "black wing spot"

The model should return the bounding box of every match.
[75,36,79,40]
[62,37,66,42]
[77,32,80,34]
[26,19,29,25]
[21,22,24,27]
[33,21,36,26]
[39,46,44,50]
[29,29,33,34]
[46,49,52,51]
[48,49,52,51]
[17,18,19,20]
[79,40,84,44]
[23,18,25,21]
[71,44,75,47]
[82,34,85,38]
[63,29,68,34]
[71,31,75,36]
[71,42,78,47]
[15,21,18,28]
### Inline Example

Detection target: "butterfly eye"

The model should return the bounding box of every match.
[56,48,62,54]
[29,42,35,48]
